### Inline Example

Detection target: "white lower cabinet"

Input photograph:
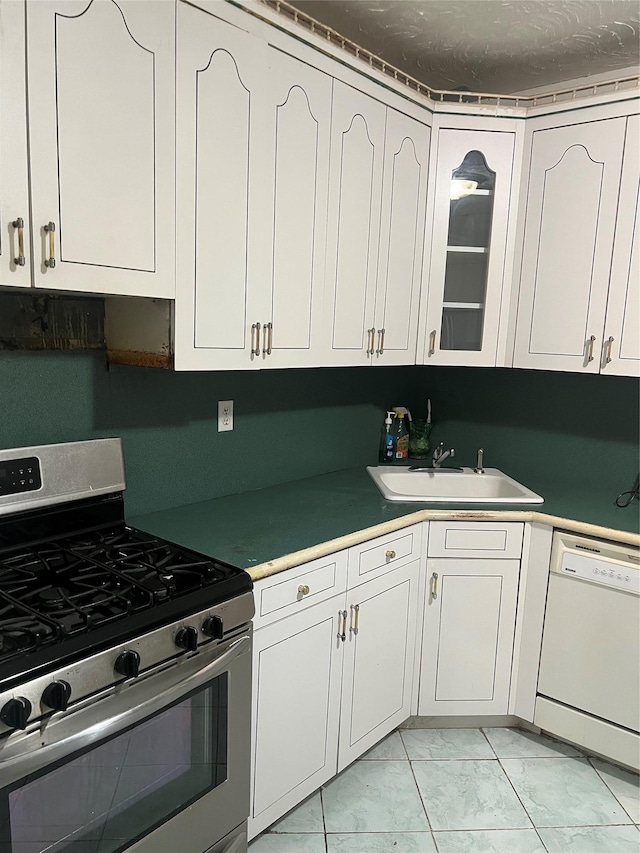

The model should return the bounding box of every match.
[249,545,421,839]
[419,556,520,716]
[250,594,343,837]
[250,521,536,839]
[338,561,420,770]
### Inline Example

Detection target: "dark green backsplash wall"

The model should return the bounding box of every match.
[0,352,637,516]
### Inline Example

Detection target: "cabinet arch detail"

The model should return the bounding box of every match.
[528,144,604,357]
[332,114,376,350]
[194,50,251,350]
[55,0,156,270]
[379,136,422,349]
[271,85,320,350]
[618,181,639,362]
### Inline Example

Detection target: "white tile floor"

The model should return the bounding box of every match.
[249,727,640,852]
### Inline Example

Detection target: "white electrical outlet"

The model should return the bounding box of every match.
[218,400,233,432]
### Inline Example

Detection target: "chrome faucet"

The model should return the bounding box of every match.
[432,442,455,469]
[474,448,485,474]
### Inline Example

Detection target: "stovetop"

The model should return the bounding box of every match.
[0,505,252,690]
[0,439,253,691]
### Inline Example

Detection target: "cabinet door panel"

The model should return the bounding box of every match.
[324,82,385,365]
[422,129,515,367]
[602,115,640,377]
[374,110,430,365]
[419,559,519,716]
[265,50,331,367]
[194,50,251,351]
[27,0,175,297]
[436,574,503,700]
[0,0,31,288]
[338,561,419,771]
[250,597,342,839]
[175,3,268,370]
[513,118,626,372]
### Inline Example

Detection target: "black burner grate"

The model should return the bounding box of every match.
[0,524,247,667]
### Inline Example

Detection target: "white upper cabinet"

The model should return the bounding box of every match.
[175,8,332,371]
[420,128,516,366]
[323,84,430,367]
[0,0,31,288]
[323,81,386,366]
[26,0,175,297]
[260,49,332,368]
[174,3,270,370]
[601,115,640,377]
[513,117,626,373]
[372,109,430,365]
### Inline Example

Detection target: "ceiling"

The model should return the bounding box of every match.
[286,1,640,94]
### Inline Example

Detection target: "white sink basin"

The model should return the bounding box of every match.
[367,466,544,504]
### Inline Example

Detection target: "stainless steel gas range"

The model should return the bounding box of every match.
[0,439,254,853]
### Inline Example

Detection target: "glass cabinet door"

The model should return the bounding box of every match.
[442,151,495,351]
[422,130,516,366]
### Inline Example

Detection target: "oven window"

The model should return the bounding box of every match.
[1,674,228,853]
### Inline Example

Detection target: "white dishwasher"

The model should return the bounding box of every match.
[535,530,640,770]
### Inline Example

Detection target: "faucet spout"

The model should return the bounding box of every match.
[432,442,455,469]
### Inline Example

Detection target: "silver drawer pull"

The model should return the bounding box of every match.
[338,610,348,642]
[385,549,396,560]
[298,584,310,596]
[350,603,360,635]
[430,571,439,600]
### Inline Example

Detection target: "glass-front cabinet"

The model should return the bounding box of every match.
[420,128,516,366]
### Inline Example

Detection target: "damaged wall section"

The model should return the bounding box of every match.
[0,293,104,351]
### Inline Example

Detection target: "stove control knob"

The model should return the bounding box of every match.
[175,626,199,652]
[202,616,224,640]
[114,650,140,678]
[1,697,32,730]
[42,680,72,712]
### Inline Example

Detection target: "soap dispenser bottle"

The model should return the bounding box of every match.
[379,411,396,463]
[393,409,409,461]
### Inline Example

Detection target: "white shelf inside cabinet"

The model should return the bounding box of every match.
[442,302,485,310]
[446,246,489,253]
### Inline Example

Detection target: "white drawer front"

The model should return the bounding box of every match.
[428,522,523,559]
[348,524,423,587]
[254,551,348,629]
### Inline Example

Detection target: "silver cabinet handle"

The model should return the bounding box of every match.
[604,336,614,365]
[12,217,25,266]
[298,584,310,596]
[251,322,261,357]
[586,334,596,363]
[428,329,437,356]
[430,571,439,601]
[44,221,56,268]
[366,327,375,355]
[350,603,360,635]
[376,328,386,355]
[264,322,273,356]
[338,609,348,642]
[385,549,396,560]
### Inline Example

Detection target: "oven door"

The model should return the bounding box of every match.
[0,630,252,853]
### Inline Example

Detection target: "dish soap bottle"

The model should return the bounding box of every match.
[393,409,409,461]
[379,411,396,463]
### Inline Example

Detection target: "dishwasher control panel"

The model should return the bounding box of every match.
[552,531,640,596]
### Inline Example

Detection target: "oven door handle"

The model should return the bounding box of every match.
[0,635,250,779]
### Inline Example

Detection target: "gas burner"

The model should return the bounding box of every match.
[0,599,58,659]
[39,586,70,609]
